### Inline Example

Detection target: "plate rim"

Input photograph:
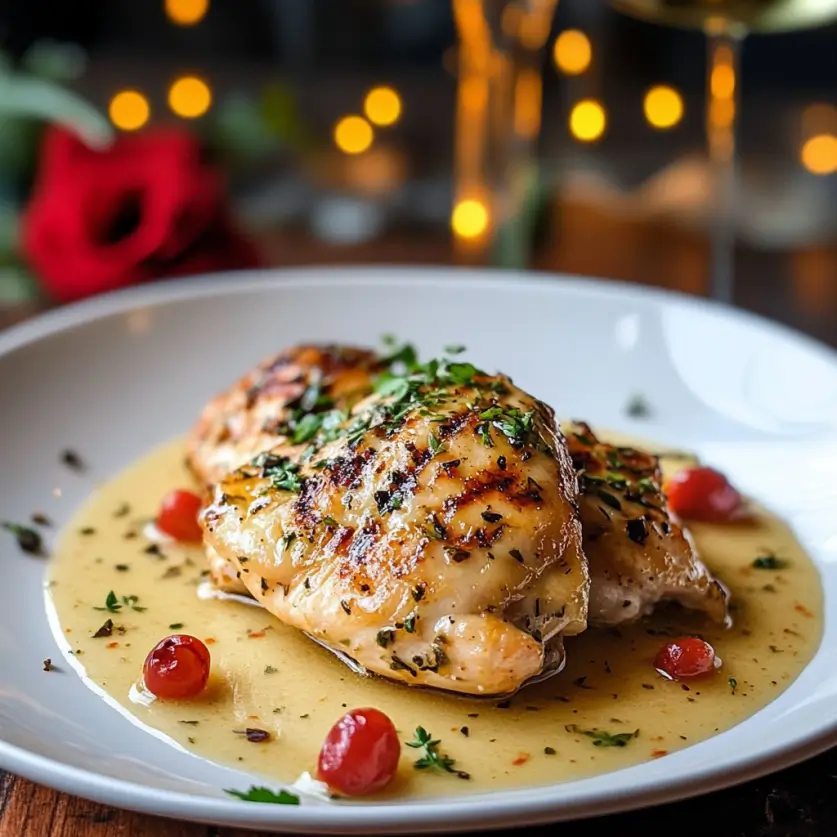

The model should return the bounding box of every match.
[3,264,837,833]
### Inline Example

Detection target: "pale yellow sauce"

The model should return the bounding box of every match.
[47,434,823,799]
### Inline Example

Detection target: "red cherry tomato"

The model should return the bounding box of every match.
[665,466,746,523]
[156,489,203,542]
[317,708,400,796]
[143,634,210,699]
[655,637,717,680]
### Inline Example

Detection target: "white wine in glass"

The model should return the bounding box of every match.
[611,0,837,302]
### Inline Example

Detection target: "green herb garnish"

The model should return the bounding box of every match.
[752,553,788,570]
[565,725,638,747]
[225,786,300,805]
[406,726,470,779]
[94,591,146,613]
[2,522,44,555]
[728,677,737,694]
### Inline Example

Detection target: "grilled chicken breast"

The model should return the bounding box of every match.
[187,344,382,488]
[201,361,589,697]
[564,421,729,627]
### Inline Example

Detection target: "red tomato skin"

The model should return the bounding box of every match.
[156,489,204,542]
[666,467,746,523]
[143,634,210,699]
[316,708,400,796]
[655,637,717,681]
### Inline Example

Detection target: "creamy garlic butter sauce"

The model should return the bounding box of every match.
[47,434,822,800]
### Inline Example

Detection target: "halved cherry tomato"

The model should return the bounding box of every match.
[143,634,210,699]
[665,466,746,523]
[317,708,400,796]
[156,489,203,542]
[655,637,717,680]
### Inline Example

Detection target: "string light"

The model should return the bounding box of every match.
[801,134,837,175]
[644,85,684,130]
[168,76,212,118]
[553,30,592,76]
[569,99,606,142]
[334,115,374,154]
[108,90,150,131]
[363,86,402,127]
[451,198,489,239]
[164,0,208,26]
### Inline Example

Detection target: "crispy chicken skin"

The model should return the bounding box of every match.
[564,421,730,627]
[201,365,589,697]
[187,344,382,488]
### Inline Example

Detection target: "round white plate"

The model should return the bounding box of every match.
[2,266,837,834]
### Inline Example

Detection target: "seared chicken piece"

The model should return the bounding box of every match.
[564,421,729,627]
[201,361,589,697]
[187,344,381,594]
[187,344,382,488]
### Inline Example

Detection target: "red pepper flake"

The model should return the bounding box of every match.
[65,628,72,634]
[204,637,216,645]
[247,630,266,639]
[794,603,814,618]
[512,753,531,766]
[106,641,119,649]
[651,749,668,758]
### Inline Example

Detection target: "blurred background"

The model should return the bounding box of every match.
[1,0,837,344]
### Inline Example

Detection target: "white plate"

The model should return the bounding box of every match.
[1,266,837,834]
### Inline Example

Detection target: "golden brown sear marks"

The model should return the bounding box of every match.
[565,421,729,627]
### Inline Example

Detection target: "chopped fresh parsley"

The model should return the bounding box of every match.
[752,553,788,570]
[169,622,184,629]
[2,522,44,555]
[406,726,470,779]
[225,786,300,805]
[254,454,304,493]
[728,677,737,694]
[565,725,638,747]
[94,591,146,613]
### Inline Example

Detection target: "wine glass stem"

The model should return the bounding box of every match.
[705,25,744,304]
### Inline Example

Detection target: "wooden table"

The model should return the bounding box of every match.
[3,210,837,835]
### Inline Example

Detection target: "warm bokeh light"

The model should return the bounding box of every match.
[334,115,374,155]
[553,30,592,76]
[514,68,542,139]
[451,198,489,239]
[108,90,150,131]
[168,76,212,118]
[164,0,208,26]
[801,134,837,175]
[643,85,684,130]
[363,86,402,127]
[569,99,606,142]
[710,49,736,99]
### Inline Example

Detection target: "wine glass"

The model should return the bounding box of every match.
[451,0,559,267]
[610,0,837,303]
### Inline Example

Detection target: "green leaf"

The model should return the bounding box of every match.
[225,786,300,805]
[0,74,113,150]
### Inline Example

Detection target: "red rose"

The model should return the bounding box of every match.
[22,126,262,303]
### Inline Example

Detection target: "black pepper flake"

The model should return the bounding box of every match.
[143,544,163,556]
[412,583,426,602]
[467,713,479,718]
[544,746,556,755]
[61,449,86,472]
[31,513,52,527]
[113,503,131,518]
[626,517,649,545]
[261,578,269,594]
[340,599,352,615]
[625,395,651,418]
[573,676,593,689]
[42,658,53,672]
[509,549,524,564]
[460,726,470,736]
[430,514,447,540]
[446,547,471,563]
[235,728,272,743]
[497,455,507,471]
[495,700,511,709]
[481,510,503,523]
[93,619,114,638]
[115,564,130,572]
